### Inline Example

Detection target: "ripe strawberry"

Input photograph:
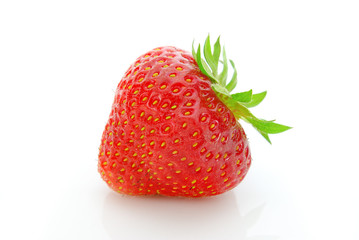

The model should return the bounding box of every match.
[98,36,290,197]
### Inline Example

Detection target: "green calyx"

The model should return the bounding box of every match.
[192,35,291,144]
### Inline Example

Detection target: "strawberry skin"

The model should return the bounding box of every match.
[98,46,252,197]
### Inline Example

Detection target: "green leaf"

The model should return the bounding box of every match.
[203,35,216,72]
[242,91,267,108]
[212,36,221,74]
[196,44,216,82]
[225,60,238,92]
[231,89,253,103]
[212,83,230,96]
[247,118,292,134]
[218,46,228,86]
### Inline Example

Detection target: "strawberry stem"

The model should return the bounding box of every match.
[192,35,291,143]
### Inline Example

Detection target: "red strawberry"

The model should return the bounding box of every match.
[98,36,290,197]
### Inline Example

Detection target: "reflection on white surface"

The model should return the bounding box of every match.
[102,192,278,240]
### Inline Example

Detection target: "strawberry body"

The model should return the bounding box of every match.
[98,46,252,197]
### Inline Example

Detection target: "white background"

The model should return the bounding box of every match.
[1,0,358,239]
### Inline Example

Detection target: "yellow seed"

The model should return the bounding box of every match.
[203,176,209,181]
[112,163,116,167]
[133,71,138,75]
[162,103,168,108]
[174,139,180,143]
[166,176,172,179]
[138,77,144,82]
[161,142,166,147]
[195,167,201,172]
[182,122,187,128]
[182,186,187,189]
[181,157,187,161]
[138,169,143,172]
[142,97,148,101]
[145,67,151,70]
[158,166,164,170]
[191,180,196,184]
[144,55,150,58]
[192,142,198,147]
[172,150,178,155]
[175,170,181,173]
[188,162,194,166]
[118,186,123,190]
[120,168,125,172]
[152,100,158,105]
[147,84,154,89]
[160,84,167,89]
[133,90,139,95]
[172,88,179,93]
[200,148,206,153]
[192,131,198,137]
[236,159,240,165]
[221,172,226,176]
[224,178,229,182]
[154,118,159,122]
[115,153,119,156]
[223,153,228,159]
[184,111,190,115]
[119,179,124,183]
[150,129,155,133]
[150,141,155,146]
[152,73,159,77]
[170,74,176,77]
[210,124,215,129]
[221,137,226,142]
[185,92,191,96]
[176,67,183,71]
[186,102,193,106]
[199,191,204,194]
[140,112,145,117]
[237,170,241,175]
[168,162,174,166]
[171,105,177,109]
[123,158,128,162]
[201,116,206,121]
[165,116,171,120]
[158,155,162,158]
[140,135,144,139]
[163,65,169,68]
[221,164,226,170]
[147,116,153,121]
[158,60,164,63]
[100,152,104,156]
[103,161,107,165]
[124,147,129,151]
[141,154,146,158]
[215,154,220,159]
[132,163,136,168]
[185,78,192,82]
[211,134,216,139]
[206,153,211,158]
[109,132,113,136]
[207,167,212,172]
[133,153,138,157]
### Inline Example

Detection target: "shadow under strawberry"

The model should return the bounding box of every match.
[102,191,279,240]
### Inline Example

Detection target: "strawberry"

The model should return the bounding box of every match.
[98,36,290,197]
